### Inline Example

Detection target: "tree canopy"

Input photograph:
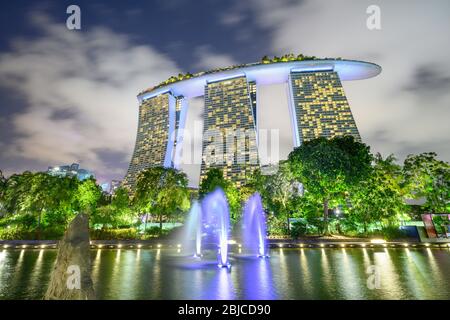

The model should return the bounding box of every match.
[288,136,373,233]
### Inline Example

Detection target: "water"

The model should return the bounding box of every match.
[182,200,203,257]
[1,247,449,300]
[242,193,268,257]
[201,189,231,267]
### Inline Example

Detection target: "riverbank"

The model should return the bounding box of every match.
[1,238,449,249]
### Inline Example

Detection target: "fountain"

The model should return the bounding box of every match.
[181,189,268,269]
[183,201,203,257]
[202,188,231,268]
[242,193,268,258]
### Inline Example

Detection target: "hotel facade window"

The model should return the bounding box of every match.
[200,76,259,187]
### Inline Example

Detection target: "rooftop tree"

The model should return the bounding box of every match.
[288,136,373,234]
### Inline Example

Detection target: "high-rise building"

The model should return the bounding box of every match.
[288,70,360,146]
[123,57,381,190]
[201,75,259,187]
[47,163,94,181]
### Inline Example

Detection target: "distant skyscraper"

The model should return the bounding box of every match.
[47,163,94,181]
[123,57,381,190]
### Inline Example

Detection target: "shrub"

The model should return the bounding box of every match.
[90,228,138,240]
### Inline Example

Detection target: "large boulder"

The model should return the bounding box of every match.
[44,213,95,300]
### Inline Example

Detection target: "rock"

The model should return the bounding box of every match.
[44,213,95,300]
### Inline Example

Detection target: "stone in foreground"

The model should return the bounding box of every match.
[44,213,95,300]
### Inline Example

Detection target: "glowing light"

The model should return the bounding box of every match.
[3,245,8,249]
[238,243,242,248]
[360,243,366,247]
[177,244,182,248]
[157,244,162,248]
[370,239,386,244]
[40,245,46,249]
[340,244,345,248]
[403,243,409,247]
[138,244,142,248]
[22,245,27,249]
[98,245,103,248]
[227,240,236,245]
[299,243,303,247]
[118,244,122,249]
[320,244,324,247]
[425,243,430,247]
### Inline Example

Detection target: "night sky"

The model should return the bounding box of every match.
[0,0,449,186]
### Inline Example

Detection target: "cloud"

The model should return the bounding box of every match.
[193,45,238,71]
[248,0,450,162]
[0,13,180,181]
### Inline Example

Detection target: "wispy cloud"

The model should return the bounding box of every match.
[0,13,179,181]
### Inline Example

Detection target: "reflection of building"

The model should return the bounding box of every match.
[123,58,381,190]
[47,163,94,181]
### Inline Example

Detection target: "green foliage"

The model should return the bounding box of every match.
[90,228,138,240]
[76,178,102,213]
[133,167,190,230]
[403,152,450,213]
[288,136,373,234]
[348,153,407,232]
[199,168,242,221]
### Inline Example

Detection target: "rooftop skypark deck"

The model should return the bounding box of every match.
[138,55,382,100]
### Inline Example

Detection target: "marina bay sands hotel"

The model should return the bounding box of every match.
[123,56,381,189]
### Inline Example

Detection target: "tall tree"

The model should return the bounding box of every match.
[264,161,297,232]
[76,178,102,214]
[288,136,373,234]
[349,153,406,233]
[403,152,450,213]
[133,167,190,230]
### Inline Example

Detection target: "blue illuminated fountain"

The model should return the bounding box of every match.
[183,201,203,257]
[242,192,268,258]
[202,188,231,268]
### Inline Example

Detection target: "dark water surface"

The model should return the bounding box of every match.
[0,248,449,300]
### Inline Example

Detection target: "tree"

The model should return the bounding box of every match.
[199,168,229,197]
[76,178,102,214]
[199,168,241,221]
[133,167,190,230]
[263,161,297,233]
[403,152,450,213]
[288,136,373,234]
[349,153,406,233]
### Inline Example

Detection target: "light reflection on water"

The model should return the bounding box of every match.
[0,248,449,300]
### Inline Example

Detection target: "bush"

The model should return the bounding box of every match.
[0,226,65,240]
[291,220,308,238]
[90,228,138,240]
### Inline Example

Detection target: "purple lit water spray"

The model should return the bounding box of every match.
[202,188,231,268]
[242,192,268,258]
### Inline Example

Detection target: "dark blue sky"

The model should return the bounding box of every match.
[1,0,449,185]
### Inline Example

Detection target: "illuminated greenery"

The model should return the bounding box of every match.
[288,136,373,235]
[0,141,448,240]
[199,168,241,222]
[403,152,450,213]
[133,167,190,231]
[144,53,342,93]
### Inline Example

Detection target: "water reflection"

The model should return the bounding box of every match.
[0,248,448,300]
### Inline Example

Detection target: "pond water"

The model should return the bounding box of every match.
[0,248,449,300]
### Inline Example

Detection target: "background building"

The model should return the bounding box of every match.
[47,163,94,181]
[123,58,381,190]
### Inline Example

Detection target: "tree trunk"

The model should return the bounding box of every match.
[323,198,330,236]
